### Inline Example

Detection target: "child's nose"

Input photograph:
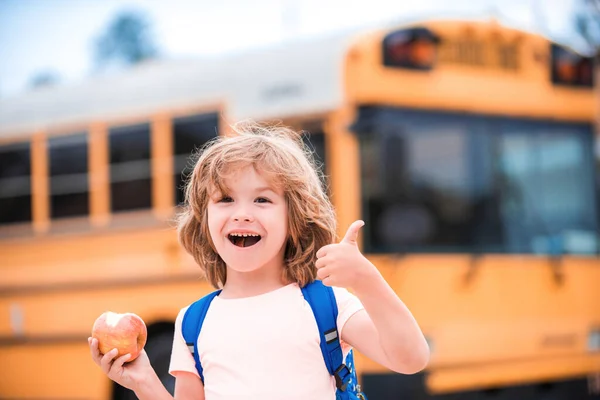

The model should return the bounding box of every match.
[233,215,253,222]
[232,210,254,222]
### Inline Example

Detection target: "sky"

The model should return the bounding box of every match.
[0,0,583,99]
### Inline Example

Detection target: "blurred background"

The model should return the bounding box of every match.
[0,0,599,399]
[0,0,595,97]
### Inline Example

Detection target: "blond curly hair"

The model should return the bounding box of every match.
[177,121,336,289]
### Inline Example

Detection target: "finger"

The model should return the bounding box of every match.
[341,220,365,245]
[89,337,102,366]
[316,244,336,259]
[100,348,118,374]
[321,275,333,287]
[112,353,132,374]
[316,267,331,280]
[316,248,325,258]
[315,256,329,269]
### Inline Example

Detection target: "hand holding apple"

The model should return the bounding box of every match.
[91,311,147,361]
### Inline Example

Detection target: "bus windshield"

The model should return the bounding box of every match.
[353,106,598,255]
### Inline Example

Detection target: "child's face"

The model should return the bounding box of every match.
[207,165,288,276]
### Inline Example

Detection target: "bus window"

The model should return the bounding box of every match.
[173,113,219,205]
[496,123,597,254]
[353,106,597,255]
[0,142,31,225]
[49,133,89,219]
[356,108,473,253]
[109,123,152,212]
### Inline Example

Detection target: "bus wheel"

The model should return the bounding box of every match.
[113,328,175,399]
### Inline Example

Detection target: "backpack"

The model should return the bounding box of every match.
[182,280,368,400]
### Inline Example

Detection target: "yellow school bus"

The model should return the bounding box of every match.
[1,18,598,400]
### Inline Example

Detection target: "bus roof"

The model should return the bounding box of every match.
[0,31,352,138]
[0,16,582,139]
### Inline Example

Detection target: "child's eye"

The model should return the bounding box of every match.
[255,197,271,204]
[218,196,233,203]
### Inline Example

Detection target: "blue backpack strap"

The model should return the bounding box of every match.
[181,289,221,383]
[301,281,353,394]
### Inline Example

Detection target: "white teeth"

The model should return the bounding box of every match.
[229,233,259,237]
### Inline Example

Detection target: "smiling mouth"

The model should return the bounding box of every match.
[228,234,262,248]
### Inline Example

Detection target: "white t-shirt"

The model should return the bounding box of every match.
[169,283,364,400]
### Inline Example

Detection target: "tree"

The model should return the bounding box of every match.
[575,0,600,55]
[29,70,61,89]
[94,10,158,69]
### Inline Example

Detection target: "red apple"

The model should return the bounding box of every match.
[92,311,147,361]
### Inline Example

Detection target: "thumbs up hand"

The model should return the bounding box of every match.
[315,220,379,290]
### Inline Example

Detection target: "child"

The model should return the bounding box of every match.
[89,121,429,399]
